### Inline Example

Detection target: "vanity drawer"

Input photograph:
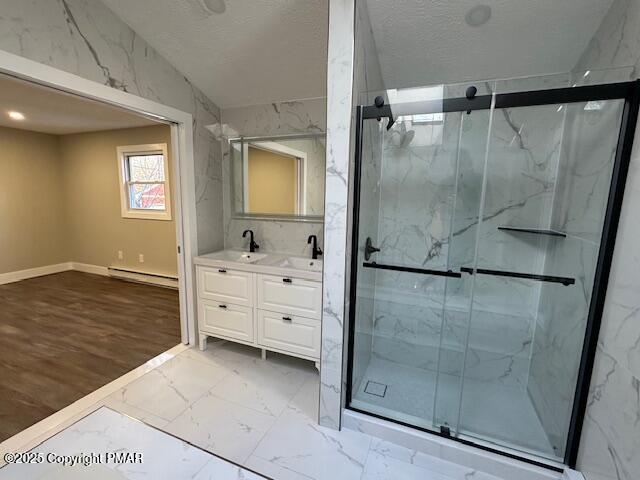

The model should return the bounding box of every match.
[257,310,320,359]
[256,274,322,319]
[197,266,253,306]
[198,299,254,343]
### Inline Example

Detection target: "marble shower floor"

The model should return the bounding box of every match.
[1,339,513,480]
[352,357,557,460]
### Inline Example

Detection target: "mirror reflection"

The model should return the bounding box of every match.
[230,133,325,218]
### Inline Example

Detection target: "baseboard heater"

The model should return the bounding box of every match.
[107,267,178,289]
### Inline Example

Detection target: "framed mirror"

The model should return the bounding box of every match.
[229,133,325,220]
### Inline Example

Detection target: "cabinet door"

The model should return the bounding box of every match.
[197,266,253,306]
[257,310,320,359]
[199,299,254,343]
[256,274,322,319]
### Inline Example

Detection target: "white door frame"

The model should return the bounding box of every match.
[0,49,198,346]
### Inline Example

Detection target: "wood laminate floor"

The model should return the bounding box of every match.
[0,271,180,442]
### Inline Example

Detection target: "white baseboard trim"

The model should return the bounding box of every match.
[0,262,72,285]
[107,267,178,289]
[0,262,175,288]
[71,262,109,276]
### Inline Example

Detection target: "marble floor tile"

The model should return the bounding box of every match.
[211,352,315,417]
[100,398,169,431]
[0,407,266,480]
[251,391,372,480]
[164,391,276,464]
[365,438,504,480]
[191,456,265,480]
[186,339,263,365]
[287,376,321,421]
[108,353,233,422]
[72,345,521,480]
[361,450,456,480]
[244,455,313,480]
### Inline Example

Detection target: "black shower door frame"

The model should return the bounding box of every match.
[345,79,640,469]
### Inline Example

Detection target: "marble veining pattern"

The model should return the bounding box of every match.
[319,0,358,429]
[0,407,266,480]
[0,0,224,254]
[220,99,326,257]
[567,1,640,479]
[1,340,529,480]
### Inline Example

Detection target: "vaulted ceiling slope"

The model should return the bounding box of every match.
[365,0,616,90]
[101,0,329,108]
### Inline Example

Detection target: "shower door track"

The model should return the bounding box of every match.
[345,79,640,470]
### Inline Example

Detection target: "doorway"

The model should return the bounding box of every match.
[0,55,197,444]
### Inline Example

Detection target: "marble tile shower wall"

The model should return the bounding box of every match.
[528,100,623,456]
[319,0,358,429]
[0,0,224,254]
[221,99,326,256]
[564,1,640,478]
[370,93,565,389]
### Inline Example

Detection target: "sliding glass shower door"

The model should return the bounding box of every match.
[347,78,639,465]
[349,88,492,433]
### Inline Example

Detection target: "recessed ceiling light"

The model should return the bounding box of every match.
[201,0,225,14]
[465,5,492,27]
[8,111,25,121]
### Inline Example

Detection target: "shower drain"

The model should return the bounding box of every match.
[364,380,388,398]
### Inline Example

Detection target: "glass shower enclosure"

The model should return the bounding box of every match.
[346,77,640,466]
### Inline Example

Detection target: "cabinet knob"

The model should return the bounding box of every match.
[282,278,292,283]
[282,316,292,322]
[218,269,227,273]
[219,304,227,309]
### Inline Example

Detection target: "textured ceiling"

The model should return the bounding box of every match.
[366,0,616,89]
[101,0,329,108]
[0,74,158,135]
[100,0,614,109]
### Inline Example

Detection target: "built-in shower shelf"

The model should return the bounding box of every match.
[498,226,566,238]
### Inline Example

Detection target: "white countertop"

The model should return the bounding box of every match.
[193,250,323,282]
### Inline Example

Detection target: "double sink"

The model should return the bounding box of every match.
[194,250,323,281]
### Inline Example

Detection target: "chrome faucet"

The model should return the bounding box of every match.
[242,229,259,253]
[307,235,323,260]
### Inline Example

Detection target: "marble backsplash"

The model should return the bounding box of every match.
[0,0,224,255]
[220,99,326,257]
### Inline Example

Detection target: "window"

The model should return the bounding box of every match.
[117,143,171,220]
[387,86,445,146]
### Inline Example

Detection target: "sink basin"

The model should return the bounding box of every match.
[207,250,267,264]
[275,256,323,272]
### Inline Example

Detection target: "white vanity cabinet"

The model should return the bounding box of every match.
[194,253,322,367]
[256,274,322,319]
